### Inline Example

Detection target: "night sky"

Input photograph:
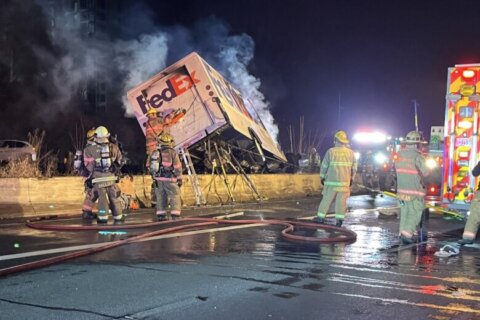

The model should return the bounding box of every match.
[2,0,480,159]
[151,0,480,141]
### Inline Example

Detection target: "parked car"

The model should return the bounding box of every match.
[0,140,37,162]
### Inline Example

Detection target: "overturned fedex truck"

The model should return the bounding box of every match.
[127,52,286,169]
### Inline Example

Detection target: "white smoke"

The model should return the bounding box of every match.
[33,2,279,140]
[217,37,279,139]
[114,33,169,117]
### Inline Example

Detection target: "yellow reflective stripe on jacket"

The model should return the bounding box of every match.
[330,161,353,166]
[324,181,349,187]
[397,189,425,196]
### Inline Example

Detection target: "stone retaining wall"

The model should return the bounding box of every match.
[0,174,322,218]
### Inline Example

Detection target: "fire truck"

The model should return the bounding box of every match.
[442,64,480,212]
[351,130,396,193]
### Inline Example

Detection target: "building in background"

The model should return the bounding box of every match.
[47,0,123,114]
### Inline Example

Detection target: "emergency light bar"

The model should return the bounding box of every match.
[353,131,387,144]
[462,70,476,79]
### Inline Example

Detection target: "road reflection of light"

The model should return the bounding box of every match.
[251,230,276,257]
[339,224,393,265]
[208,233,216,252]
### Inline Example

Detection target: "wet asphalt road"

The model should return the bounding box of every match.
[0,195,479,320]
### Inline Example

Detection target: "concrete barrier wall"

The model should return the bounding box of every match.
[0,174,322,218]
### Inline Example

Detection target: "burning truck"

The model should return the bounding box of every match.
[127,52,286,173]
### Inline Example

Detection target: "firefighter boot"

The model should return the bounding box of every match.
[157,214,168,222]
[82,210,96,220]
[400,235,414,245]
[335,220,343,228]
[312,217,325,224]
[113,215,125,225]
[458,238,474,245]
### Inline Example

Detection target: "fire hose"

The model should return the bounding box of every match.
[0,217,356,277]
[356,184,464,219]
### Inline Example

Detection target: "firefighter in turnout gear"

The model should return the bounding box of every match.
[77,128,98,220]
[307,147,321,173]
[83,126,124,224]
[145,108,171,158]
[395,131,429,244]
[150,132,183,221]
[145,108,170,206]
[314,131,357,227]
[459,161,480,245]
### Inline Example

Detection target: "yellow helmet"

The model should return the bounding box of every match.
[86,128,96,141]
[95,126,110,143]
[157,132,174,146]
[405,131,426,144]
[146,108,157,117]
[334,130,349,144]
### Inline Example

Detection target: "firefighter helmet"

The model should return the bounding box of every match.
[157,132,174,146]
[95,126,110,143]
[86,128,96,141]
[146,108,157,117]
[405,131,426,144]
[334,130,349,144]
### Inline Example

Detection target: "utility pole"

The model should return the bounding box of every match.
[412,99,419,132]
[337,91,342,128]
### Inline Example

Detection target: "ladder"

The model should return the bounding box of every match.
[179,148,206,206]
[220,146,263,201]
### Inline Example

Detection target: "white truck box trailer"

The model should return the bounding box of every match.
[127,52,286,167]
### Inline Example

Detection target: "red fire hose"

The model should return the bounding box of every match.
[0,217,356,277]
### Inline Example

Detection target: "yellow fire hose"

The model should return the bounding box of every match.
[356,184,464,219]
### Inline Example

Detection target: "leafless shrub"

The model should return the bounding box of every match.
[0,129,59,178]
[0,157,41,178]
[42,150,58,178]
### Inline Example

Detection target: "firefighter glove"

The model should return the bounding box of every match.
[85,178,93,189]
[177,179,183,188]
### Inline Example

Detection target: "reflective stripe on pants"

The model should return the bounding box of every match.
[463,192,480,240]
[155,180,181,213]
[317,186,349,220]
[399,197,424,237]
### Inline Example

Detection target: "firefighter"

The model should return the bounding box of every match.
[145,107,187,160]
[459,161,480,245]
[74,128,98,220]
[307,147,321,173]
[395,131,429,244]
[314,131,357,227]
[149,132,183,221]
[145,108,172,206]
[145,108,168,159]
[84,126,124,224]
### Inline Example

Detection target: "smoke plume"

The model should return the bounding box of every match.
[0,0,279,143]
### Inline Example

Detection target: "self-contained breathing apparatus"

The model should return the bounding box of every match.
[95,143,113,173]
[74,150,84,172]
[150,147,176,179]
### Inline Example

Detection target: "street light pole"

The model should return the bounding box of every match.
[413,99,419,132]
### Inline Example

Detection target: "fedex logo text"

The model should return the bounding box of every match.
[135,71,200,114]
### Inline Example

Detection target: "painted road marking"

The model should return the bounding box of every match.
[0,223,266,262]
[299,206,399,220]
[213,212,244,219]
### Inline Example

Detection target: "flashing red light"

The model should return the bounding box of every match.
[430,186,436,193]
[383,163,388,169]
[462,69,476,79]
[392,153,399,161]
